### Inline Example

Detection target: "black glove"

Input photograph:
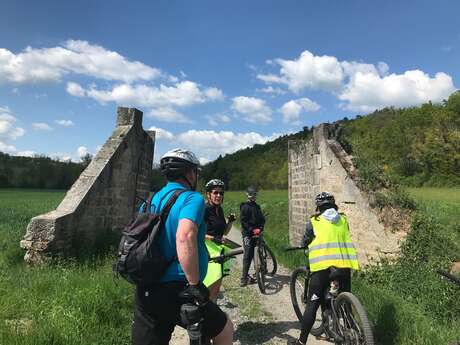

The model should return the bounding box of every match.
[212,236,223,245]
[227,213,236,222]
[183,282,210,306]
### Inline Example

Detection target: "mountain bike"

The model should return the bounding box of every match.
[253,232,278,294]
[286,246,374,345]
[180,248,244,345]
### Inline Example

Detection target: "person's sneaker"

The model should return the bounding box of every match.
[286,339,304,345]
[248,275,257,284]
[240,279,248,287]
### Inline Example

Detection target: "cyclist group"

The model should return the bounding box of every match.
[130,147,360,345]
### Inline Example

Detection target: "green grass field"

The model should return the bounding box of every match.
[1,188,459,344]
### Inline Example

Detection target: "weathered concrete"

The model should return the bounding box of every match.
[20,107,155,264]
[289,124,404,266]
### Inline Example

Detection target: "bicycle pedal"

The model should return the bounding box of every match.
[315,335,329,341]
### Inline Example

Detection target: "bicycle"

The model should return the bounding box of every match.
[286,246,375,345]
[252,232,278,294]
[180,248,244,345]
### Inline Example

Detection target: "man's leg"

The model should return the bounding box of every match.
[201,301,233,345]
[241,235,255,285]
[132,283,183,345]
[298,270,329,344]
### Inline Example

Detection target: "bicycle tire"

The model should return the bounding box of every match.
[254,245,266,294]
[334,292,375,345]
[290,267,324,335]
[264,245,278,276]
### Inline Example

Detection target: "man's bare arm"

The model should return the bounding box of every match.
[176,218,200,285]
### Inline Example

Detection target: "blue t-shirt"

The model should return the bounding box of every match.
[146,182,208,283]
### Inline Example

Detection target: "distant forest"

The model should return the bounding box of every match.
[0,153,88,189]
[1,91,459,190]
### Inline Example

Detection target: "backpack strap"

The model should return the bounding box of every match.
[159,189,187,223]
[144,194,155,214]
[158,189,187,264]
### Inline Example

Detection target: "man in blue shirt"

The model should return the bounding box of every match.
[131,148,234,345]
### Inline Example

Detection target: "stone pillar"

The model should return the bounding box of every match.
[20,107,155,264]
[288,123,403,266]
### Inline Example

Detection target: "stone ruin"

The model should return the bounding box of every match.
[20,107,155,264]
[288,124,407,266]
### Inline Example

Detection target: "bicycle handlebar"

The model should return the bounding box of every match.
[437,269,460,287]
[284,246,308,252]
[209,248,244,263]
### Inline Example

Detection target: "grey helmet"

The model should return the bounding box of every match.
[246,185,258,197]
[315,191,336,208]
[205,179,225,192]
[160,148,200,180]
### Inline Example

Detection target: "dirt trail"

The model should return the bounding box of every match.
[171,228,328,344]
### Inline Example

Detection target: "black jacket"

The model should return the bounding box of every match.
[240,201,265,237]
[204,204,227,241]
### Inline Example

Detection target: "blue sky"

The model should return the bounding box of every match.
[1,0,459,163]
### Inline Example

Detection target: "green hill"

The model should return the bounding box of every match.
[200,127,312,190]
[201,91,460,189]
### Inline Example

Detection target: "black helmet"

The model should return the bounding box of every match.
[160,148,200,179]
[315,191,335,208]
[205,179,225,192]
[246,185,258,196]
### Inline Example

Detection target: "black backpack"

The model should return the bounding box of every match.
[114,189,185,286]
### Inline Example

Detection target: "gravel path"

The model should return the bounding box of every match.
[171,228,328,344]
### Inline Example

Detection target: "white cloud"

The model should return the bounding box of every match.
[0,107,25,141]
[147,107,191,123]
[148,126,174,140]
[55,119,74,127]
[206,113,231,126]
[16,150,35,157]
[231,96,272,123]
[258,51,344,93]
[32,122,53,131]
[176,129,271,158]
[339,70,456,112]
[77,146,89,158]
[71,80,223,112]
[0,107,26,154]
[199,157,211,165]
[256,86,287,95]
[259,50,456,111]
[280,98,321,124]
[66,82,86,97]
[0,40,160,84]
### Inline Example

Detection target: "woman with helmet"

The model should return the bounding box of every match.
[288,192,359,345]
[203,179,236,301]
[239,185,265,287]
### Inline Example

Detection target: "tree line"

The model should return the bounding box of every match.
[338,91,460,187]
[0,152,88,189]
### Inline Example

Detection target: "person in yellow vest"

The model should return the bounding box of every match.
[289,192,359,345]
[202,179,236,302]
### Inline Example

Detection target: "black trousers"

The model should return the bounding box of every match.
[241,235,258,281]
[299,268,351,343]
[132,281,227,345]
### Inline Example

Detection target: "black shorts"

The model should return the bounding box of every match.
[132,281,228,345]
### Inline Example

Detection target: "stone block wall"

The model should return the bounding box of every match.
[20,107,155,264]
[288,124,401,265]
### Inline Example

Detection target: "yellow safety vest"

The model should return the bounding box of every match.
[308,214,359,272]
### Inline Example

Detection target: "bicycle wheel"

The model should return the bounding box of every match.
[290,267,324,335]
[334,292,375,345]
[254,245,266,294]
[263,245,278,276]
